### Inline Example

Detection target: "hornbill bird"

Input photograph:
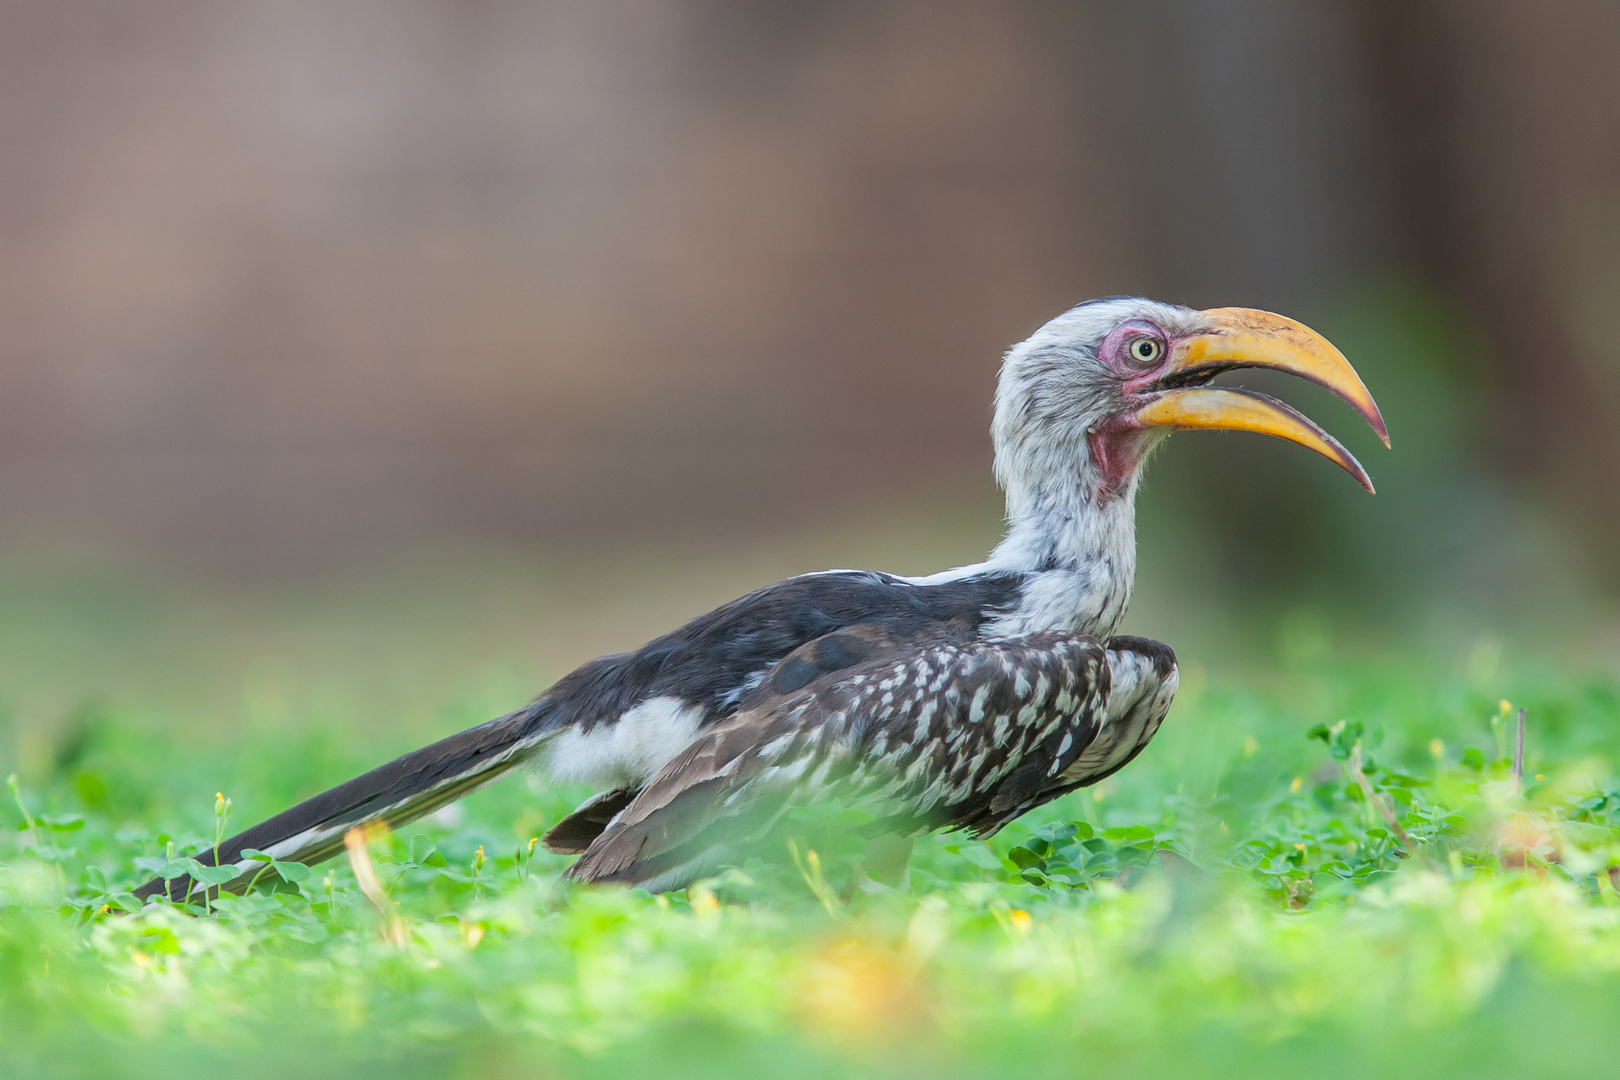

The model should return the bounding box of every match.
[135,297,1386,899]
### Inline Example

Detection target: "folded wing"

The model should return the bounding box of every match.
[565,626,1120,892]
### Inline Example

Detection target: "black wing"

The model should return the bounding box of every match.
[528,569,1024,736]
[565,626,1111,892]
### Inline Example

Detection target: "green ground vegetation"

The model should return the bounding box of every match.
[4,613,1620,1079]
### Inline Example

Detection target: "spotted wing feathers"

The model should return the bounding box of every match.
[566,628,1111,891]
[1041,635,1178,800]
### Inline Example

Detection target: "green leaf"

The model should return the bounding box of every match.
[1007,846,1045,870]
[1560,821,1611,846]
[37,814,85,832]
[942,843,1004,870]
[179,858,240,886]
[271,859,312,883]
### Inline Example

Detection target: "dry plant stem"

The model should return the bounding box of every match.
[344,827,406,946]
[1347,743,1418,855]
[1511,708,1527,793]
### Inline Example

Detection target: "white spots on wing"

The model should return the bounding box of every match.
[992,714,1010,746]
[805,756,836,790]
[544,696,703,788]
[757,756,812,786]
[1014,671,1031,700]
[1056,645,1177,787]
[759,734,796,760]
[969,685,990,723]
[902,752,934,785]
[913,700,937,743]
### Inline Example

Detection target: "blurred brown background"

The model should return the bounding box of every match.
[1,0,1617,598]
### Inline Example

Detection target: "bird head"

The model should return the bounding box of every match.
[992,297,1388,508]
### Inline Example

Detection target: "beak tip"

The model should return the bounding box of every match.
[1348,463,1375,494]
[1362,408,1391,449]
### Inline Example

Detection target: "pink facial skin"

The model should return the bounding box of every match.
[1086,319,1178,499]
[1096,318,1174,389]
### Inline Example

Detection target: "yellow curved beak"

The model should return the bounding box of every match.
[1130,308,1389,493]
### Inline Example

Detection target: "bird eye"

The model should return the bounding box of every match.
[1127,337,1163,367]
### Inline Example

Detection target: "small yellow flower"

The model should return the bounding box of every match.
[1429,738,1445,759]
[1289,777,1302,794]
[1008,909,1032,933]
[1499,699,1512,715]
[690,884,720,917]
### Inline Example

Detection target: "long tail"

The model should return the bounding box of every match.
[133,705,552,902]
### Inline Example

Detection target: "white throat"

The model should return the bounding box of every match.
[908,452,1144,639]
[981,459,1141,638]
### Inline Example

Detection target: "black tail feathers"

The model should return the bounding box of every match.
[133,706,550,902]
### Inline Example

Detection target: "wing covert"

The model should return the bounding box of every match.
[566,628,1112,891]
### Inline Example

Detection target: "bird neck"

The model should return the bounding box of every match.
[983,466,1140,638]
